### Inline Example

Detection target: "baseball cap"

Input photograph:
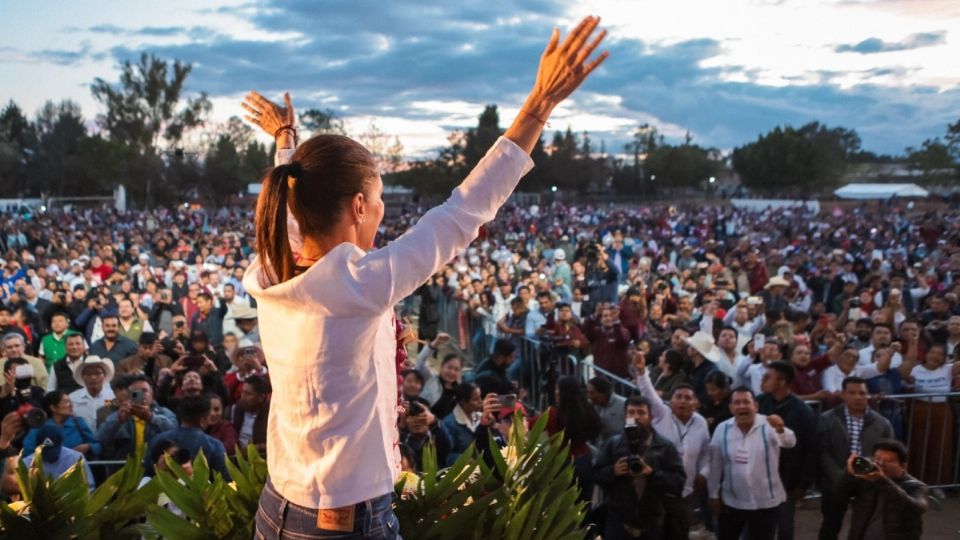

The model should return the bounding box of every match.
[37,424,64,464]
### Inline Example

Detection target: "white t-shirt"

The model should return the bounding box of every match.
[821,363,883,393]
[239,412,257,447]
[911,363,953,402]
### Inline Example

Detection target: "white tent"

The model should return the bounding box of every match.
[834,183,929,200]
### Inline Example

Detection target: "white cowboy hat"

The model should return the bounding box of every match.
[71,355,115,388]
[764,276,791,290]
[231,304,258,320]
[683,331,722,362]
[553,250,566,261]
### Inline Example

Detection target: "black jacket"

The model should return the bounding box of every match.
[818,406,894,492]
[756,393,818,491]
[473,359,513,397]
[848,473,928,540]
[594,430,686,532]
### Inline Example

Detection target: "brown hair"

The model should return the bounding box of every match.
[255,134,377,283]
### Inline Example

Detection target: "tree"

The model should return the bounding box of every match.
[30,100,89,197]
[732,122,861,195]
[356,120,405,175]
[644,143,722,189]
[0,101,36,197]
[299,108,346,137]
[462,105,503,172]
[91,53,212,207]
[906,138,957,183]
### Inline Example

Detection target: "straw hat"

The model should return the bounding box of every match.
[764,276,791,290]
[71,355,115,388]
[683,331,722,362]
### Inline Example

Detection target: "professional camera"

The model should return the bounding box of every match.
[12,364,46,429]
[624,419,649,474]
[407,401,425,417]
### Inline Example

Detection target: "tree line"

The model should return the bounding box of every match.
[1,54,958,206]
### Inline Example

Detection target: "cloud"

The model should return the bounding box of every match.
[835,31,946,53]
[79,0,960,155]
[0,43,93,66]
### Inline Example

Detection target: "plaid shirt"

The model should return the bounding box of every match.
[845,407,865,455]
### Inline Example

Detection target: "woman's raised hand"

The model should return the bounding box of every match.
[530,16,609,110]
[242,91,295,137]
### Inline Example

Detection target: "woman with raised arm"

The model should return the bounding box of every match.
[242,17,608,539]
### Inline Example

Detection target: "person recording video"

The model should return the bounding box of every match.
[594,395,686,539]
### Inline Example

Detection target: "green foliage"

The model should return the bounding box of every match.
[906,138,959,183]
[732,122,861,195]
[0,448,158,540]
[644,143,722,188]
[394,411,589,540]
[144,444,267,540]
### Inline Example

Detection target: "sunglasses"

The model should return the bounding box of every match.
[174,321,186,328]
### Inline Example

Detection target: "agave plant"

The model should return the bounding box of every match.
[393,410,589,540]
[0,448,158,540]
[143,444,267,540]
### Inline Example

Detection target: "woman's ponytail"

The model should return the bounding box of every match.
[255,163,297,283]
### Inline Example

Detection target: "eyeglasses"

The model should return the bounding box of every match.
[174,321,186,328]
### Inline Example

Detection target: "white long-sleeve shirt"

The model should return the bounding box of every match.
[246,137,533,509]
[636,371,710,497]
[708,414,796,510]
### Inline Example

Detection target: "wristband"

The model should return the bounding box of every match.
[274,125,298,144]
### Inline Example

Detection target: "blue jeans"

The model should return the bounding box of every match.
[255,480,401,539]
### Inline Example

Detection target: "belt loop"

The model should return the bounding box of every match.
[277,497,289,533]
[364,499,374,536]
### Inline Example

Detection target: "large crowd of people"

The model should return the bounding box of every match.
[0,197,957,538]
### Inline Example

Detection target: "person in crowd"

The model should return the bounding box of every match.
[224,339,269,404]
[474,339,518,397]
[634,352,711,538]
[21,423,95,491]
[191,292,227,352]
[700,371,733,435]
[707,387,795,540]
[788,342,832,402]
[594,395,686,539]
[117,297,153,343]
[96,375,177,460]
[585,305,632,379]
[905,342,958,485]
[149,395,230,481]
[88,315,138,366]
[68,355,115,431]
[845,439,929,540]
[22,390,101,458]
[140,438,194,520]
[158,366,228,414]
[47,333,86,393]
[817,376,895,540]
[229,374,271,455]
[533,376,601,501]
[399,402,452,472]
[586,375,626,444]
[647,346,688,399]
[683,331,720,403]
[117,332,172,382]
[756,361,818,540]
[231,304,261,344]
[2,332,48,388]
[0,358,44,419]
[440,382,484,465]
[204,394,238,456]
[38,312,79,370]
[413,333,463,419]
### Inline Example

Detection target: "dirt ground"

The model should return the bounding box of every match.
[794,493,960,539]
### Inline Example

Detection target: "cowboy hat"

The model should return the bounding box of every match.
[71,355,115,388]
[231,304,258,320]
[764,276,791,289]
[683,331,722,362]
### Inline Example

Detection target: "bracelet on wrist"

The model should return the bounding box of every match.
[274,125,298,144]
[520,108,551,128]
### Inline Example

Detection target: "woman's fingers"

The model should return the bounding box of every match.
[575,29,607,68]
[543,28,560,56]
[559,16,593,55]
[240,102,260,116]
[581,50,610,78]
[564,16,601,60]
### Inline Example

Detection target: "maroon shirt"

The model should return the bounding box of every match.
[585,323,632,379]
[791,354,833,397]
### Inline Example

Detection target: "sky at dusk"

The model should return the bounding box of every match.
[2,0,958,158]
